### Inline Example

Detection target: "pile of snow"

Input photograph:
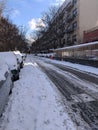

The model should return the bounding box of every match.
[55,41,98,51]
[0,52,18,70]
[39,57,98,75]
[13,51,23,63]
[0,59,9,81]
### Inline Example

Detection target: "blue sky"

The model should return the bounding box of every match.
[6,0,65,38]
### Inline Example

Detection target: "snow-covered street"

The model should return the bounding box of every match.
[0,55,98,130]
[33,56,98,130]
[0,55,76,130]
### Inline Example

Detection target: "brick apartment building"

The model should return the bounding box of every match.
[83,27,98,43]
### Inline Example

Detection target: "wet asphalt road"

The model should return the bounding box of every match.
[37,60,98,130]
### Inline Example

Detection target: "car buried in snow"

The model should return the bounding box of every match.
[0,51,23,81]
[0,59,12,116]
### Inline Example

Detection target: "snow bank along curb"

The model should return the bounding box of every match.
[37,56,98,76]
[0,56,76,130]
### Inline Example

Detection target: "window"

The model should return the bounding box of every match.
[72,34,77,42]
[73,0,77,5]
[73,21,77,30]
[67,36,71,43]
[73,8,77,17]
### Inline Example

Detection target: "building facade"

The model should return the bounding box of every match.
[63,0,98,46]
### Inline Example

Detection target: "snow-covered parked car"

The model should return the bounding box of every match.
[0,59,12,116]
[14,51,24,69]
[0,52,20,81]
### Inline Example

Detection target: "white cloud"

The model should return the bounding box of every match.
[28,19,37,30]
[28,18,45,31]
[26,34,35,43]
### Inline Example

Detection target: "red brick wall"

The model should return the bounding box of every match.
[83,29,98,43]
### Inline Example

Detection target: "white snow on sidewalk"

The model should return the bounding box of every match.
[0,56,76,130]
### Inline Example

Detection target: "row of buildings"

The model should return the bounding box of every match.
[32,0,98,53]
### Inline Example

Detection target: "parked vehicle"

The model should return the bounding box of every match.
[0,51,22,81]
[14,51,24,69]
[0,59,12,116]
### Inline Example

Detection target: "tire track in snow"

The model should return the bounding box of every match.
[37,61,98,130]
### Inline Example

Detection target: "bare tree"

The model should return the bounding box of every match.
[0,0,7,16]
[35,6,58,36]
[31,6,59,52]
[41,6,58,29]
[0,0,28,52]
[0,16,28,52]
